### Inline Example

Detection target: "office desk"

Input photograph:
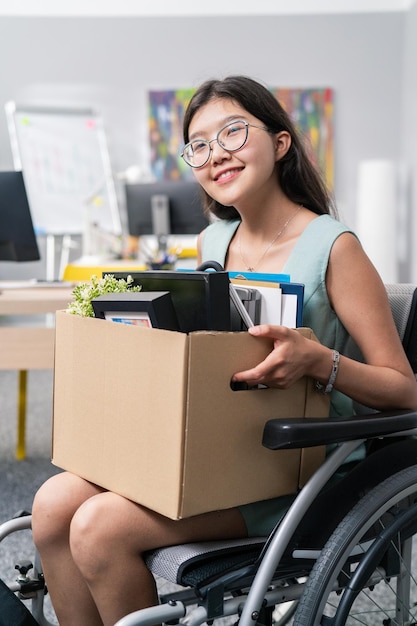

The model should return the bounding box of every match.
[0,284,74,459]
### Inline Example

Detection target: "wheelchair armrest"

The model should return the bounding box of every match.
[262,409,417,450]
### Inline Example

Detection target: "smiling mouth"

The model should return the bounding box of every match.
[214,167,243,182]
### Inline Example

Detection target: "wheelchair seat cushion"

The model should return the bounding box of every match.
[145,537,265,586]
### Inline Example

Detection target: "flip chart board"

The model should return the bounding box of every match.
[5,103,122,236]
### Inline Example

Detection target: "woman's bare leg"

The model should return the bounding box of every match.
[32,472,248,626]
[69,491,247,626]
[32,472,106,626]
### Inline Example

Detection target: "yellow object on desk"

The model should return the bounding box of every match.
[62,263,147,282]
[62,249,197,282]
[172,247,198,259]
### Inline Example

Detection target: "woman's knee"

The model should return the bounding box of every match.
[32,472,101,550]
[69,493,131,580]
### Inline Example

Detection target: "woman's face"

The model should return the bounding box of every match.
[187,98,283,211]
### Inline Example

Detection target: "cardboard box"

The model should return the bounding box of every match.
[52,311,329,520]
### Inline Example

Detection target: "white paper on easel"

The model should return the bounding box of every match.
[356,159,398,283]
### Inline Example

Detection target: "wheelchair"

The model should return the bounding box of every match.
[1,283,417,626]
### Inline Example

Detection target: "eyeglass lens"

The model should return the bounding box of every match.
[183,121,249,167]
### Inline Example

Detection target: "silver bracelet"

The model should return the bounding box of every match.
[315,350,340,394]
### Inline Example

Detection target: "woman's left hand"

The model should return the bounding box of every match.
[231,325,313,389]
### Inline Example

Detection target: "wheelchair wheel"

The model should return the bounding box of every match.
[293,464,417,626]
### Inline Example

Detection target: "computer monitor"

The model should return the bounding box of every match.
[109,270,231,332]
[0,171,40,261]
[124,180,209,238]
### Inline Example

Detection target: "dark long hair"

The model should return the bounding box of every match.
[183,76,336,220]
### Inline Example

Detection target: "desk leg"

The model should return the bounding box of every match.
[16,370,27,460]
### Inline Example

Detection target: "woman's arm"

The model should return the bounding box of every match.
[232,233,417,411]
[324,232,417,409]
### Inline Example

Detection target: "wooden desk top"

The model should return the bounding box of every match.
[0,283,75,315]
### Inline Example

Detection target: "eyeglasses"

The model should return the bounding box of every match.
[181,120,269,168]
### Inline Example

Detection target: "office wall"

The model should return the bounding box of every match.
[0,13,409,277]
[403,2,417,280]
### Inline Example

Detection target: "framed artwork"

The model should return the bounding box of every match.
[148,86,334,190]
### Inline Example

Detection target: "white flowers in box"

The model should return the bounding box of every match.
[67,274,141,318]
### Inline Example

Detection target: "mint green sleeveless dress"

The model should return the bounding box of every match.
[201,215,361,536]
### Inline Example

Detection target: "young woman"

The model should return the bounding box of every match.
[31,76,417,626]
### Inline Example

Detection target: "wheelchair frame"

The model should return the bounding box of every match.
[1,283,417,626]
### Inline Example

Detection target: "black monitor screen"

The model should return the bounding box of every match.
[108,270,232,333]
[0,171,40,262]
[125,180,209,237]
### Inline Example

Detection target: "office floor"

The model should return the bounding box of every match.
[0,369,58,511]
[0,369,59,623]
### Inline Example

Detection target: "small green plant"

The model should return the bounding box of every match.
[68,274,141,318]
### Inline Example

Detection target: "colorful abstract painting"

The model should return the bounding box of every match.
[272,87,334,190]
[148,89,194,182]
[148,87,334,189]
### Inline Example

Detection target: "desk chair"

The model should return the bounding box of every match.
[1,284,417,626]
